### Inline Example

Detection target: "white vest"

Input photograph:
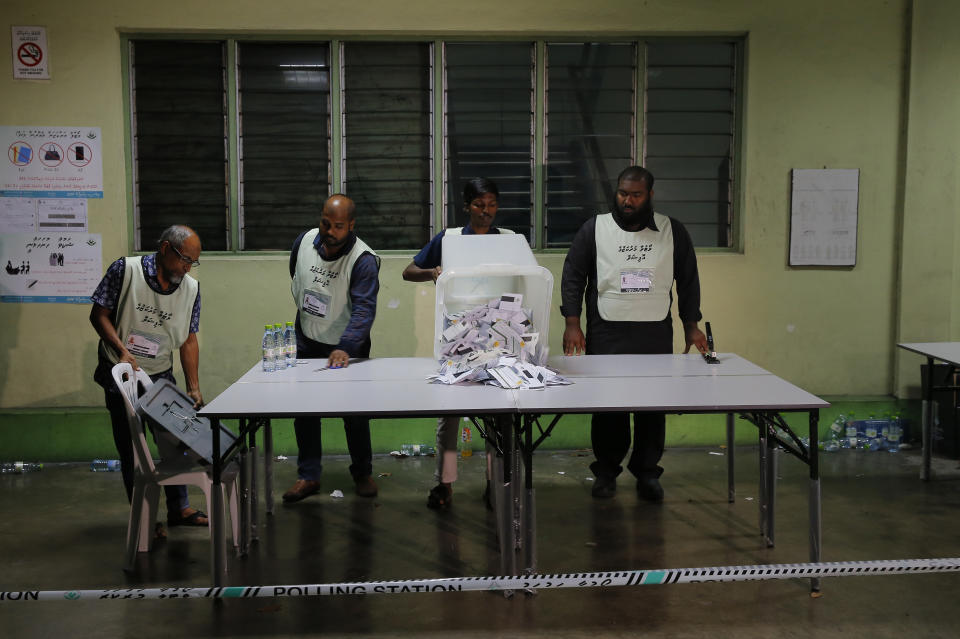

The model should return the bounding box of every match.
[101,256,199,375]
[445,226,515,236]
[291,230,378,344]
[595,212,674,322]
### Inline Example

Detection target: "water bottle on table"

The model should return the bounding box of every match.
[273,324,284,366]
[262,324,276,372]
[284,321,297,368]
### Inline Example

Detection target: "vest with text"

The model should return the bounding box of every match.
[101,256,198,375]
[291,230,378,344]
[594,212,674,322]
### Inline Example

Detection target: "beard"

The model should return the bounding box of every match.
[615,198,654,227]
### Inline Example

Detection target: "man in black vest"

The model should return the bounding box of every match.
[560,166,708,502]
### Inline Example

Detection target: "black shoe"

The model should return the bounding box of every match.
[637,477,664,502]
[591,475,616,499]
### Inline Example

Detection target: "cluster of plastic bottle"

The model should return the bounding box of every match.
[1,461,43,473]
[400,443,436,456]
[822,412,903,452]
[90,459,121,472]
[262,322,297,372]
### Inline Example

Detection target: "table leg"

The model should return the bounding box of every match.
[757,421,768,537]
[522,415,536,578]
[922,356,934,481]
[726,413,735,503]
[211,417,226,586]
[264,419,274,515]
[249,426,258,542]
[238,418,249,557]
[765,435,778,548]
[809,409,822,593]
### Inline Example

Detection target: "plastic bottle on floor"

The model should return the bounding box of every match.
[842,412,858,449]
[823,413,844,452]
[262,324,276,372]
[401,444,436,457]
[90,459,121,472]
[862,416,884,451]
[284,321,297,368]
[461,422,473,457]
[1,461,43,473]
[886,413,902,453]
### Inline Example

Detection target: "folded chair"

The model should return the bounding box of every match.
[110,362,239,572]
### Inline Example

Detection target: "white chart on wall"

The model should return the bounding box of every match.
[789,168,859,266]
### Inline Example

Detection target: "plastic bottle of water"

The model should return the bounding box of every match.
[262,324,276,372]
[823,413,844,452]
[862,415,884,451]
[842,412,858,449]
[90,459,121,472]
[1,461,43,473]
[273,323,284,366]
[401,444,437,457]
[284,321,297,368]
[886,412,902,453]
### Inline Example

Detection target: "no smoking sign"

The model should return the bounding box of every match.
[11,26,50,80]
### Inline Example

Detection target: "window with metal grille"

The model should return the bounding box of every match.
[545,42,636,247]
[238,42,331,251]
[644,41,736,248]
[128,37,740,253]
[444,42,534,239]
[342,42,433,250]
[130,40,228,251]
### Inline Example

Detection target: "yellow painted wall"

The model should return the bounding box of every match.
[0,0,955,409]
[894,0,960,395]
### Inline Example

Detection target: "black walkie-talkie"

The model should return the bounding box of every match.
[703,322,719,364]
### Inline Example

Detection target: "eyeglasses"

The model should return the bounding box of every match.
[168,243,200,267]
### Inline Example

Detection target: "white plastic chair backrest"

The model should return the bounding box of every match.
[110,363,156,474]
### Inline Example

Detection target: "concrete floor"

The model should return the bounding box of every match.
[2,445,960,638]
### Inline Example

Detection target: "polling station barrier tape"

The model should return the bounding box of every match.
[2,557,959,602]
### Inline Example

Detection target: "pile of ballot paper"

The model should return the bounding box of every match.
[427,293,571,389]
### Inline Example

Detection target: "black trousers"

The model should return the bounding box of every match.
[293,332,373,481]
[587,316,672,481]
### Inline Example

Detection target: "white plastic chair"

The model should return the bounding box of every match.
[111,362,239,572]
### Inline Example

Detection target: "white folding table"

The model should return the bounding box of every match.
[897,342,960,480]
[200,353,828,592]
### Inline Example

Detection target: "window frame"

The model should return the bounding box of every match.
[122,33,745,256]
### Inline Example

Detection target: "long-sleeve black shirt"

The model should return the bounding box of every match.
[559,212,702,354]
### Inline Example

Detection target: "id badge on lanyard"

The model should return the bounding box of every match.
[126,330,162,359]
[620,268,654,294]
[302,289,331,318]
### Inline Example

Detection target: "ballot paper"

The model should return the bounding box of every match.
[429,295,571,390]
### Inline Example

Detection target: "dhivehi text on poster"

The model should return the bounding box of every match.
[0,232,102,303]
[1,126,103,198]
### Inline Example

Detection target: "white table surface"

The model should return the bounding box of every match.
[546,353,772,378]
[897,342,960,366]
[202,354,827,418]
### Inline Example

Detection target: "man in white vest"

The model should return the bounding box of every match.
[560,166,709,502]
[90,224,208,531]
[283,194,381,503]
[402,177,514,510]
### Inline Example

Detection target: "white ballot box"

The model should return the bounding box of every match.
[436,234,553,364]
